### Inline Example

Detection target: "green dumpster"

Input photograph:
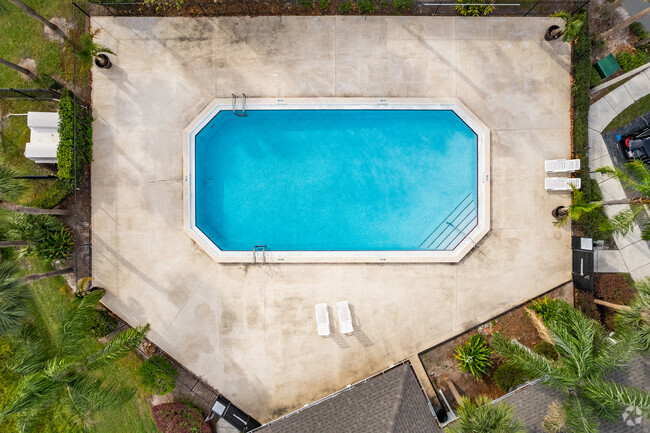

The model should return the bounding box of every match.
[594,54,621,79]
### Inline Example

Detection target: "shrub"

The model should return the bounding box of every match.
[493,363,530,392]
[339,0,353,13]
[629,22,649,40]
[590,66,602,88]
[88,308,118,338]
[529,296,557,322]
[152,402,211,433]
[33,227,74,262]
[142,0,184,11]
[7,213,74,262]
[533,341,558,361]
[455,0,494,16]
[319,0,330,8]
[358,0,375,14]
[580,178,613,242]
[616,48,650,73]
[57,90,93,186]
[454,334,493,381]
[393,0,412,12]
[140,355,178,395]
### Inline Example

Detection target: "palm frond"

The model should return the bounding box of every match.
[9,326,50,375]
[0,260,31,335]
[603,206,643,238]
[0,371,64,422]
[592,332,638,377]
[641,222,650,241]
[85,325,148,370]
[583,378,650,418]
[0,161,29,203]
[616,277,650,352]
[563,395,599,433]
[60,290,104,355]
[546,307,599,380]
[67,377,135,418]
[447,396,526,433]
[624,160,650,196]
[490,333,559,383]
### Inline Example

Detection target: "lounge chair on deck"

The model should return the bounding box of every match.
[315,303,330,336]
[545,159,581,173]
[336,301,354,334]
[545,177,581,191]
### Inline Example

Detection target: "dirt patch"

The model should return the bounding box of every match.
[419,283,573,407]
[596,273,635,330]
[43,18,73,45]
[61,164,92,288]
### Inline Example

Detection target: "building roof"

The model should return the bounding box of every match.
[252,363,440,433]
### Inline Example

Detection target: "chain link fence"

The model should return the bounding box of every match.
[73,0,588,17]
[0,88,62,101]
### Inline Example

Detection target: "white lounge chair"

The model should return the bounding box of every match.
[315,303,330,336]
[545,177,581,191]
[24,111,59,164]
[336,301,354,334]
[545,159,581,173]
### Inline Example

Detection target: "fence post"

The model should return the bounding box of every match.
[524,0,538,17]
[72,1,91,17]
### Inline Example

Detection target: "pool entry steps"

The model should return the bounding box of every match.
[420,193,477,250]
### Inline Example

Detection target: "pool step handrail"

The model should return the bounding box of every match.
[253,245,266,265]
[232,93,247,117]
[420,193,476,250]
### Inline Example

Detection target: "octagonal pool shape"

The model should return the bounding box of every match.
[183,98,490,263]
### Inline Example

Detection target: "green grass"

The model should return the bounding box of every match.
[0,0,73,89]
[603,93,650,133]
[1,258,160,433]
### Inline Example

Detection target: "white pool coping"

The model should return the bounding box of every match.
[183,97,490,263]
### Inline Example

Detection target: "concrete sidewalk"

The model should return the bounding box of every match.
[589,70,650,280]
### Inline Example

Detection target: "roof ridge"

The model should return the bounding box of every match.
[384,365,410,433]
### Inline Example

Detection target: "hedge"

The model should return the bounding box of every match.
[57,90,93,185]
[493,363,530,392]
[140,355,178,395]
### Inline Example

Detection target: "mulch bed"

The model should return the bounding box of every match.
[576,273,635,331]
[419,283,573,407]
[152,402,212,433]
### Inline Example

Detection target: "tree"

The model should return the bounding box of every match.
[74,31,115,71]
[1,0,68,42]
[555,161,650,239]
[0,162,68,216]
[0,56,36,81]
[597,5,650,42]
[491,300,650,433]
[0,261,31,336]
[549,12,585,42]
[614,277,650,352]
[0,290,149,431]
[448,396,526,433]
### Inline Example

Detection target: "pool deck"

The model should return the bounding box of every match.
[91,16,572,422]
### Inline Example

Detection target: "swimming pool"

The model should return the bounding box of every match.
[184,98,490,263]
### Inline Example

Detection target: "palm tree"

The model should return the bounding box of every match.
[0,290,149,431]
[597,5,650,42]
[448,396,526,433]
[74,31,115,71]
[0,261,31,336]
[547,12,585,42]
[554,161,650,239]
[0,162,68,216]
[614,278,650,352]
[0,56,36,81]
[491,300,650,432]
[0,212,74,262]
[1,0,69,42]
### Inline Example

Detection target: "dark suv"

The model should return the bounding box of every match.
[618,127,650,165]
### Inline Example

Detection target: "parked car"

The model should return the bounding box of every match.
[618,127,650,165]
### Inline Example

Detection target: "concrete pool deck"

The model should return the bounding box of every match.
[91,16,572,422]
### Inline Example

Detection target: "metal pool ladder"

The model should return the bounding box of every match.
[231,93,247,117]
[252,245,266,265]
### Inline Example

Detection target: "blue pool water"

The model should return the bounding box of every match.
[194,109,478,251]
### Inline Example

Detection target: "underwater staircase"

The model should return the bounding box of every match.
[420,193,477,251]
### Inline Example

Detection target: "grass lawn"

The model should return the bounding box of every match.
[603,93,650,133]
[0,258,160,433]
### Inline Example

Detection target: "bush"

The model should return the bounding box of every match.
[393,0,412,12]
[140,355,178,395]
[616,49,650,73]
[338,0,352,13]
[454,334,493,381]
[533,341,558,361]
[33,227,74,263]
[590,66,602,88]
[5,213,74,262]
[493,363,530,392]
[88,308,118,338]
[152,402,211,433]
[455,0,494,16]
[358,0,376,14]
[580,178,613,242]
[319,0,330,8]
[57,90,93,186]
[629,22,649,40]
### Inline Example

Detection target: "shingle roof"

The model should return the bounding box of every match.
[252,363,440,433]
